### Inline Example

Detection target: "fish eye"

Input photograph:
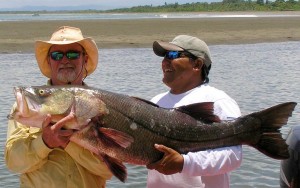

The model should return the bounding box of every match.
[38,89,45,95]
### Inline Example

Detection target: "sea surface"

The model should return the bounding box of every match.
[0,42,299,187]
[1,12,300,21]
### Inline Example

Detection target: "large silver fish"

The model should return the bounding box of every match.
[9,85,297,182]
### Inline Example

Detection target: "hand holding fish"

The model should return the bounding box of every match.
[42,114,74,149]
[147,144,184,175]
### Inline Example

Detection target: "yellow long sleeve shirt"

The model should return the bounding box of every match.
[5,104,113,188]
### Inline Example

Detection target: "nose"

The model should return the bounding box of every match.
[162,58,171,69]
[60,55,70,64]
[162,57,171,65]
[162,57,172,64]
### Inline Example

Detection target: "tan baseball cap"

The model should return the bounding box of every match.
[153,35,212,67]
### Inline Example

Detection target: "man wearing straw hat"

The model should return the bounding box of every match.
[5,26,112,187]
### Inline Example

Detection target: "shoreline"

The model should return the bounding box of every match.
[1,16,300,53]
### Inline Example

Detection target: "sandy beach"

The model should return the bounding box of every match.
[1,15,300,53]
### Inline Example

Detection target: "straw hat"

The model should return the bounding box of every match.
[35,26,98,78]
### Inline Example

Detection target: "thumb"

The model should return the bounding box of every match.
[154,144,171,154]
[42,114,52,129]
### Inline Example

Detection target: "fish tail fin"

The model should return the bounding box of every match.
[255,132,290,159]
[251,102,297,159]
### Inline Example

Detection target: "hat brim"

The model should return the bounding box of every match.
[153,41,184,57]
[35,38,98,78]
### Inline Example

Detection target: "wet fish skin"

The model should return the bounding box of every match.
[10,85,297,182]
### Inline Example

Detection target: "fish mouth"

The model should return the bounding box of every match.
[13,87,40,118]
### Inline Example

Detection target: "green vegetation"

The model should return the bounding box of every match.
[1,0,300,14]
[106,0,300,12]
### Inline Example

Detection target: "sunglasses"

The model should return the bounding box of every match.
[165,51,196,60]
[50,51,81,61]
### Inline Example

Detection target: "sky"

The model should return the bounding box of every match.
[0,0,219,11]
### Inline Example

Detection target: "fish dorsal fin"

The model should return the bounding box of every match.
[132,97,159,107]
[176,102,221,123]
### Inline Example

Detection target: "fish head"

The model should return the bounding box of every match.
[9,86,74,127]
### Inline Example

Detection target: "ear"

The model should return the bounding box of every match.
[84,54,88,65]
[192,59,204,71]
[47,56,51,66]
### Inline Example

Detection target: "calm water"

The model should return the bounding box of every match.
[1,12,300,21]
[0,42,299,187]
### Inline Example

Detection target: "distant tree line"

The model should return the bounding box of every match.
[1,0,300,14]
[102,0,300,12]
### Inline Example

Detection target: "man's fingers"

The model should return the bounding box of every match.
[147,144,170,170]
[51,113,75,131]
[51,120,65,131]
[59,129,75,137]
[147,160,162,170]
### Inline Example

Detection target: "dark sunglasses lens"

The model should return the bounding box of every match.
[66,52,80,60]
[166,51,180,60]
[51,52,64,60]
[50,51,80,60]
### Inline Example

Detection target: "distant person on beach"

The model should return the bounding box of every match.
[146,35,242,188]
[5,26,112,187]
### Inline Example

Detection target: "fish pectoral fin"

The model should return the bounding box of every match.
[98,127,134,148]
[102,154,127,182]
[177,102,221,123]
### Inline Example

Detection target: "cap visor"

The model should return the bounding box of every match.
[153,41,184,57]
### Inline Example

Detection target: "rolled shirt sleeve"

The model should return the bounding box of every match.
[182,145,242,176]
[5,107,53,173]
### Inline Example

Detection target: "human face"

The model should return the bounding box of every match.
[162,52,202,94]
[48,43,87,85]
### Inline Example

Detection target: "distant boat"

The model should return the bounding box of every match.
[32,13,40,17]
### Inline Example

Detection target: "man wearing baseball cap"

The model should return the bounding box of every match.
[147,35,242,188]
[5,26,112,187]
